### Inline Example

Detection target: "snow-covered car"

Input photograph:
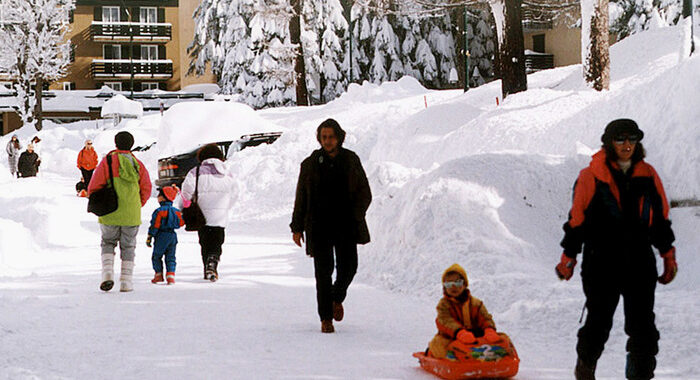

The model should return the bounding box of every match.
[155,132,281,188]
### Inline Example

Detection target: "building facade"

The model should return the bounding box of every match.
[57,0,215,92]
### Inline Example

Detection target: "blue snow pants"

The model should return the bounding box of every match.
[151,231,177,273]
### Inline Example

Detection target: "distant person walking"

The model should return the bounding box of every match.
[181,144,236,282]
[556,119,677,380]
[17,144,41,178]
[6,134,21,177]
[291,118,372,333]
[77,139,98,185]
[88,131,152,292]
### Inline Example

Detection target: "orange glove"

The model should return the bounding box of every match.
[484,328,501,343]
[658,247,677,285]
[555,253,577,280]
[456,330,476,344]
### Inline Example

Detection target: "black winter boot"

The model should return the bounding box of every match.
[575,358,597,380]
[626,354,655,380]
[206,258,218,282]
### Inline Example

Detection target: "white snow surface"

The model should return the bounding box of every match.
[100,94,144,118]
[0,27,699,379]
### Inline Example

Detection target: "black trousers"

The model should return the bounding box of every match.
[311,239,358,321]
[198,226,225,265]
[80,168,94,186]
[577,258,659,379]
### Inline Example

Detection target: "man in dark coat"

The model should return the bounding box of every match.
[17,144,41,178]
[556,119,677,380]
[291,118,372,333]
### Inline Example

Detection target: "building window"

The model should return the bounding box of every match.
[105,82,122,91]
[141,45,158,60]
[140,7,157,24]
[103,45,122,60]
[103,6,120,23]
[533,34,545,54]
[62,82,76,91]
[142,82,159,90]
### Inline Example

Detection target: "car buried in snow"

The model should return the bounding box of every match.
[155,132,282,188]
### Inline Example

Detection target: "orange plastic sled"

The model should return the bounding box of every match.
[413,334,519,380]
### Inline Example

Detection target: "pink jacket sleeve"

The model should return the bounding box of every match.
[136,158,152,206]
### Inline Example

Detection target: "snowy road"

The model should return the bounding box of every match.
[1,175,698,380]
[0,176,443,379]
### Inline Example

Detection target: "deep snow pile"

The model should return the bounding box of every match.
[0,25,699,379]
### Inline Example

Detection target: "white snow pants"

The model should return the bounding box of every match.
[100,225,139,261]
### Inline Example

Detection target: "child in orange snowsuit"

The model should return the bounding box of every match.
[428,263,502,359]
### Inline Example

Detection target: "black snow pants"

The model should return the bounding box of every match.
[577,252,660,380]
[80,168,94,187]
[198,226,225,265]
[311,238,358,321]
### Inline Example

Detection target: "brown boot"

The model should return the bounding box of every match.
[575,358,596,380]
[332,302,344,322]
[321,320,335,333]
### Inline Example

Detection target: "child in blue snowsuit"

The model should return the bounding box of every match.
[147,186,184,284]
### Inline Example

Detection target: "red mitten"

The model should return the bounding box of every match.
[555,253,577,281]
[484,328,501,343]
[457,330,476,344]
[658,247,677,285]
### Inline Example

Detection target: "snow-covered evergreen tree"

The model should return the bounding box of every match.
[247,0,296,107]
[0,0,72,131]
[188,0,227,80]
[425,15,456,87]
[305,0,348,102]
[466,7,497,86]
[219,0,255,95]
[610,0,683,39]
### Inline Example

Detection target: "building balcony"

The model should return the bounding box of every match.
[90,59,173,79]
[90,21,172,42]
[521,8,553,32]
[524,51,554,73]
[523,19,554,32]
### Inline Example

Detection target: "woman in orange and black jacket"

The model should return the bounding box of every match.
[555,119,677,380]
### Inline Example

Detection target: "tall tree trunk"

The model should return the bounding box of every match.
[491,0,527,98]
[681,0,695,57]
[454,8,467,89]
[34,77,43,131]
[582,0,610,90]
[289,0,309,106]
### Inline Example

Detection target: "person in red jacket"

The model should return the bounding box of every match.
[77,139,98,186]
[556,119,677,380]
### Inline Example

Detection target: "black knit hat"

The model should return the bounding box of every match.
[601,119,644,145]
[114,131,134,151]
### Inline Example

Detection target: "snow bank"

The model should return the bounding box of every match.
[157,101,283,158]
[100,94,143,118]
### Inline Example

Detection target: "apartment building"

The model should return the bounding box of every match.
[57,0,215,92]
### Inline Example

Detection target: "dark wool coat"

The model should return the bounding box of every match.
[17,151,40,177]
[291,148,372,256]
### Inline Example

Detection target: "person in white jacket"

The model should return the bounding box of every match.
[181,144,237,281]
